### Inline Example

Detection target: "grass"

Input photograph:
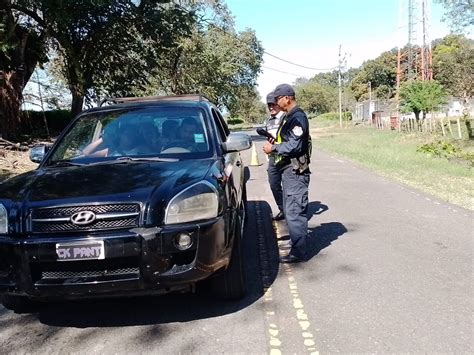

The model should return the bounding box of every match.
[311,120,473,210]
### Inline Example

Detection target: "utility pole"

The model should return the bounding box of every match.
[338,44,342,128]
[368,81,372,125]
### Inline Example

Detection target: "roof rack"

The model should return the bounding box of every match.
[99,94,212,107]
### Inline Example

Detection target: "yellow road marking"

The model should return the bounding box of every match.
[275,221,319,354]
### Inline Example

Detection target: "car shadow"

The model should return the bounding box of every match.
[17,200,280,328]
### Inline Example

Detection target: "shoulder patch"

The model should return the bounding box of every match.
[292,125,303,136]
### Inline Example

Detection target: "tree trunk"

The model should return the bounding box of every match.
[414,110,421,131]
[0,6,45,141]
[0,71,23,140]
[71,91,85,116]
[65,53,86,116]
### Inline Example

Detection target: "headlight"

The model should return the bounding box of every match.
[0,204,8,234]
[165,181,218,224]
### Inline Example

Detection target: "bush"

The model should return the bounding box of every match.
[316,112,339,121]
[227,117,244,125]
[20,110,73,138]
[417,140,458,158]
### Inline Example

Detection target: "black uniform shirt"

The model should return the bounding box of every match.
[271,106,310,167]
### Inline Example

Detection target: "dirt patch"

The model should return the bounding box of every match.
[0,149,38,182]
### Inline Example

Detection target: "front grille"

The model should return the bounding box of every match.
[29,203,140,233]
[31,257,140,285]
[42,267,139,279]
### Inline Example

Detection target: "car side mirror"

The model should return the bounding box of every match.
[222,133,252,153]
[29,145,51,163]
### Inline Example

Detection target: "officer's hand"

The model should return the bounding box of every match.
[262,142,273,154]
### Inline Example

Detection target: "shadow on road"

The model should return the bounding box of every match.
[307,200,329,218]
[0,201,280,329]
[307,222,348,260]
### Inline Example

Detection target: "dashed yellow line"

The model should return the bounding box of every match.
[275,222,319,354]
[263,287,282,354]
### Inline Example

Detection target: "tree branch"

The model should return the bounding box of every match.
[11,4,45,27]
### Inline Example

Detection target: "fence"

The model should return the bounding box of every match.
[353,97,474,139]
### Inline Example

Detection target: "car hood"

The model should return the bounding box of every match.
[0,159,216,204]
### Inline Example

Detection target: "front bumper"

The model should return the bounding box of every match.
[0,217,230,300]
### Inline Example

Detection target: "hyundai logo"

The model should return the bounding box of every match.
[70,211,96,225]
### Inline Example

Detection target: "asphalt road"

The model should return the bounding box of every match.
[1,131,472,354]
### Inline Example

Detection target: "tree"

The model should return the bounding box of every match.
[349,49,398,101]
[432,34,474,101]
[436,0,474,33]
[400,80,447,121]
[295,80,337,115]
[142,4,264,119]
[0,0,195,140]
[0,0,47,139]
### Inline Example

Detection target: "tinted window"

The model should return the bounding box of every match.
[47,106,213,165]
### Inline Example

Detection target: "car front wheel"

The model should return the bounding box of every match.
[1,295,42,313]
[211,215,246,300]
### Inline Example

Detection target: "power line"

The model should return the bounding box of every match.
[261,65,305,77]
[264,52,338,71]
[205,21,338,72]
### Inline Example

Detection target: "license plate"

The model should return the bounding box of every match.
[56,240,105,261]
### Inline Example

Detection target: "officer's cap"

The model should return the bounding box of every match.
[266,92,276,104]
[273,83,295,97]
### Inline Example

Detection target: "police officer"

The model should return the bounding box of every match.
[263,83,311,263]
[264,92,285,221]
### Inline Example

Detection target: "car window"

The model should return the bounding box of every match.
[47,106,213,165]
[211,108,228,143]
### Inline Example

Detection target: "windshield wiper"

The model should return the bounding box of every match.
[49,160,85,167]
[87,156,178,166]
[115,156,179,162]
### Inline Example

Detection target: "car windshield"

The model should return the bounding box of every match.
[46,106,213,166]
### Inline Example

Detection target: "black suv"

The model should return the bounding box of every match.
[0,95,251,311]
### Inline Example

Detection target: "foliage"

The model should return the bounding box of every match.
[227,117,244,125]
[399,80,448,119]
[20,109,73,137]
[416,140,458,158]
[0,0,49,139]
[295,80,338,114]
[349,49,398,102]
[144,18,264,119]
[3,1,197,114]
[436,0,474,33]
[432,34,474,100]
[316,112,339,121]
[417,139,474,166]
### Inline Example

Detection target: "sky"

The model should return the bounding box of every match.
[224,0,455,101]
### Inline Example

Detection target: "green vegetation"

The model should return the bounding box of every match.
[400,80,448,120]
[312,122,473,210]
[436,0,474,33]
[0,0,264,140]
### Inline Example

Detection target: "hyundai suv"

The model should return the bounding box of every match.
[0,95,251,311]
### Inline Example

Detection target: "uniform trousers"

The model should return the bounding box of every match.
[281,165,310,259]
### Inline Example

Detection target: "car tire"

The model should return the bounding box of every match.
[242,182,248,223]
[1,295,41,313]
[211,215,246,300]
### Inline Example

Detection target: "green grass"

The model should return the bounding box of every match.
[311,122,473,210]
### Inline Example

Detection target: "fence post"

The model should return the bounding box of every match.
[456,117,462,139]
[440,116,446,136]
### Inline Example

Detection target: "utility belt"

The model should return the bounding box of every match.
[291,154,310,174]
[274,152,310,174]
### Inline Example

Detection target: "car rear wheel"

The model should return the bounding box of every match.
[1,295,41,313]
[211,215,246,300]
